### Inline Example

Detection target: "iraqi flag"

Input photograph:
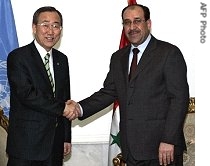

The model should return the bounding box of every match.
[108,0,137,165]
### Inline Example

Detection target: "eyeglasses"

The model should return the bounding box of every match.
[122,19,145,27]
[37,22,62,31]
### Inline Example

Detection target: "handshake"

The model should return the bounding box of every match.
[63,100,81,120]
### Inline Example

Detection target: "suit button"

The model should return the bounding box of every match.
[128,100,133,105]
[129,85,134,88]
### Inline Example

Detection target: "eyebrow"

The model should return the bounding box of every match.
[39,20,60,24]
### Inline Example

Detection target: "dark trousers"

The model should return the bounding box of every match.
[126,153,183,166]
[7,121,64,166]
[7,154,62,166]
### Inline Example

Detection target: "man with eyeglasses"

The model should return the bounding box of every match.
[6,6,72,166]
[65,4,189,166]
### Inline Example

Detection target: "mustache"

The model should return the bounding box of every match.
[128,30,140,35]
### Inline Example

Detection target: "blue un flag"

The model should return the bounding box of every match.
[0,0,19,117]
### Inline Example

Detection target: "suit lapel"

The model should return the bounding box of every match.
[30,42,50,82]
[52,49,61,95]
[130,36,157,82]
[29,42,55,91]
[120,45,131,83]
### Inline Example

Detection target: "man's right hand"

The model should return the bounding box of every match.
[63,100,81,120]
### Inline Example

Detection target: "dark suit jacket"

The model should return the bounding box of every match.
[79,35,189,160]
[6,41,71,160]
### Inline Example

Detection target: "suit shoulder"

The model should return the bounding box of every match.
[10,43,30,53]
[52,49,68,58]
[156,38,180,51]
[114,45,130,54]
[112,45,130,58]
[8,43,32,59]
[52,48,65,55]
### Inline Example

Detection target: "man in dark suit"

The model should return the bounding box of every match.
[65,4,189,166]
[6,6,72,166]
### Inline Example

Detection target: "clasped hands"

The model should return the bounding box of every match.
[63,100,81,120]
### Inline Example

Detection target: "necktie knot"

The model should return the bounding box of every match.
[132,48,140,55]
[45,53,50,60]
[129,48,140,81]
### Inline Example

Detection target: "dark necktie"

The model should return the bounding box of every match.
[129,48,140,80]
[44,53,55,94]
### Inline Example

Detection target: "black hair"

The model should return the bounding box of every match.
[32,6,63,26]
[121,4,150,21]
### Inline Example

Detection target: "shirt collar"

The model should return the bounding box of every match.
[34,40,52,60]
[131,34,151,53]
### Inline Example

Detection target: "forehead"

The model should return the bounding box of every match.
[123,6,144,19]
[38,11,61,22]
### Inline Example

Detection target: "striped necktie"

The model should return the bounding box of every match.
[44,53,55,94]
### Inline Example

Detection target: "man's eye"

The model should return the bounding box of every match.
[134,20,141,24]
[123,21,131,26]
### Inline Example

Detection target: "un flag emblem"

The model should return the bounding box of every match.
[0,60,10,117]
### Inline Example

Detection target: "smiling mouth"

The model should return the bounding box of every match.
[129,32,139,38]
[46,37,54,40]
